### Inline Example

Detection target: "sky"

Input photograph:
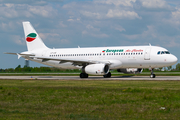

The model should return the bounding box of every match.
[1,0,180,69]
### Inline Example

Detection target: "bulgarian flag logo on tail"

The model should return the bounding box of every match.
[26,33,37,42]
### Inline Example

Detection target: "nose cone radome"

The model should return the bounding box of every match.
[169,55,178,65]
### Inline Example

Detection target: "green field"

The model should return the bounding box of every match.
[1,80,180,120]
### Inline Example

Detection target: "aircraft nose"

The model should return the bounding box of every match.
[170,55,178,65]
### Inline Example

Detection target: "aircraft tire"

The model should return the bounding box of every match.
[80,73,88,78]
[103,72,111,78]
[150,74,156,78]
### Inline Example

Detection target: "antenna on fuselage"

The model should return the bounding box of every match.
[149,43,151,46]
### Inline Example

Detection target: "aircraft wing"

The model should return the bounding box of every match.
[34,56,111,66]
[5,52,115,66]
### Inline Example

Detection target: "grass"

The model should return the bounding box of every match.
[0,80,180,119]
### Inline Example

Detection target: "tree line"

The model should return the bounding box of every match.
[0,65,81,73]
[1,63,180,73]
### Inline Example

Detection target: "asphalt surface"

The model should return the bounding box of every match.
[0,76,180,80]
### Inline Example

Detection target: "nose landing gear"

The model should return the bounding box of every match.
[150,68,156,78]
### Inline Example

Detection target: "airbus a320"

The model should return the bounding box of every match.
[5,22,178,78]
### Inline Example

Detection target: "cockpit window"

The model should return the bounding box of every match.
[165,51,170,54]
[157,51,170,55]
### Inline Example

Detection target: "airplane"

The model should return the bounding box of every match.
[5,21,178,78]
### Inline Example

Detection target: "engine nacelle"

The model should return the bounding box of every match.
[117,68,143,74]
[83,64,109,75]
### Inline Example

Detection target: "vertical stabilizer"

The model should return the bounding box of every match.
[23,21,48,51]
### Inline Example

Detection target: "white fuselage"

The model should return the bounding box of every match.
[26,45,177,70]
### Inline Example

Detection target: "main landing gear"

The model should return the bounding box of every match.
[79,72,112,78]
[150,68,156,78]
[80,73,88,78]
[103,72,111,78]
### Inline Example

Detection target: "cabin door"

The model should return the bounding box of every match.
[144,48,151,60]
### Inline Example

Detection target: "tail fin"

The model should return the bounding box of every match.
[23,21,49,51]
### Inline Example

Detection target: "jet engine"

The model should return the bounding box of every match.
[117,68,143,74]
[82,64,109,75]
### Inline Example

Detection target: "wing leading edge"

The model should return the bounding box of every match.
[34,56,111,66]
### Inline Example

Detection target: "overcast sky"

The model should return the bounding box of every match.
[1,0,180,69]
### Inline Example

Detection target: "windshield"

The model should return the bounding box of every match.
[157,51,170,55]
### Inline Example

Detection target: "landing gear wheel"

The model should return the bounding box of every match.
[103,72,111,78]
[80,73,88,78]
[150,68,156,78]
[150,74,156,78]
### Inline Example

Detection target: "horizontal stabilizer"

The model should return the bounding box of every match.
[4,52,35,56]
[4,52,18,55]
